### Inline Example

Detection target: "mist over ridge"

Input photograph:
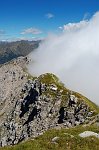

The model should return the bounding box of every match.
[28,12,99,105]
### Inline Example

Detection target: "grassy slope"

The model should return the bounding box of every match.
[38,73,99,113]
[0,125,99,150]
[1,73,99,150]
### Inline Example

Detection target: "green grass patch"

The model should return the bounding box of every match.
[1,124,99,150]
[73,92,99,114]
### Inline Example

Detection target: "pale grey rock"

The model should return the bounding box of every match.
[79,131,99,138]
[0,57,97,147]
[52,136,59,142]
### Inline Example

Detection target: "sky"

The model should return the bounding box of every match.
[0,0,99,41]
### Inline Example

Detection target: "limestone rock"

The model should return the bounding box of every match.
[79,131,99,138]
[0,57,98,147]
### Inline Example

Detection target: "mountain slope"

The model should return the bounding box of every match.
[0,57,99,148]
[0,125,99,150]
[0,40,40,64]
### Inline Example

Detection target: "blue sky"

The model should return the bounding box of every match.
[0,0,99,41]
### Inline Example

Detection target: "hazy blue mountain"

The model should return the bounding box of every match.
[0,40,41,64]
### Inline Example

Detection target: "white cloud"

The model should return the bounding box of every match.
[0,36,44,42]
[0,30,6,35]
[59,13,90,32]
[28,12,99,105]
[83,12,90,20]
[21,27,42,35]
[0,30,6,41]
[61,21,88,32]
[45,13,54,19]
[13,37,36,41]
[18,36,44,41]
[59,26,63,30]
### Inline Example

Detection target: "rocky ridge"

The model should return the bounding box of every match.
[0,57,99,147]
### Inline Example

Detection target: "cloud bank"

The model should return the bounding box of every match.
[28,12,99,105]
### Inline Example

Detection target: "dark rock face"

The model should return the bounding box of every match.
[24,106,41,125]
[58,95,90,126]
[0,78,96,147]
[58,107,65,124]
[20,88,39,118]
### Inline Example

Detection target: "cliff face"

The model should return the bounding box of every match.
[0,57,99,147]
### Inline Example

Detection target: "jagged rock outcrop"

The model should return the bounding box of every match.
[0,58,99,147]
[0,57,29,124]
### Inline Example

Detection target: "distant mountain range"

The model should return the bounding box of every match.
[0,40,41,64]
